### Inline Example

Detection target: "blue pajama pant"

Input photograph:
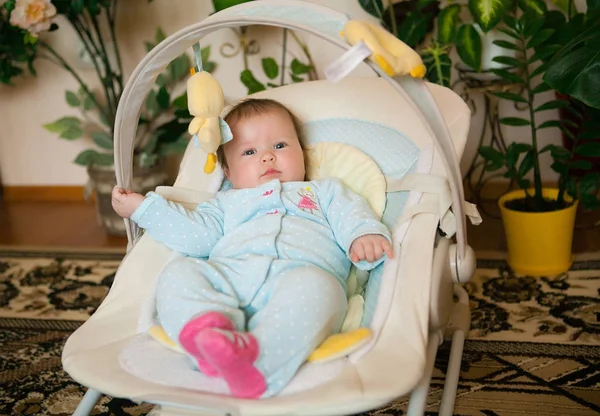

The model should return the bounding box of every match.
[156,257,348,397]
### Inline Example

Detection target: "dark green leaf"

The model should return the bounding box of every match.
[156,86,170,109]
[551,161,568,175]
[91,131,113,149]
[534,100,570,112]
[521,13,545,38]
[490,68,525,84]
[172,93,188,110]
[155,28,166,44]
[529,61,549,78]
[290,74,304,83]
[394,4,438,48]
[144,42,154,53]
[518,0,547,15]
[566,175,578,198]
[43,117,82,133]
[518,149,535,177]
[155,74,167,87]
[478,146,504,164]
[532,82,552,94]
[492,55,524,68]
[74,150,114,166]
[550,145,571,160]
[570,160,593,170]
[469,0,511,32]
[542,18,600,108]
[492,39,519,51]
[491,91,527,103]
[82,93,95,111]
[66,91,80,107]
[580,172,600,194]
[589,0,600,11]
[497,27,520,40]
[539,144,556,153]
[456,24,482,71]
[537,120,563,129]
[580,192,600,211]
[203,61,216,73]
[267,82,279,88]
[168,55,190,83]
[529,44,561,64]
[500,117,531,126]
[290,59,311,75]
[527,28,554,49]
[240,69,266,94]
[201,46,212,63]
[574,142,600,157]
[358,0,384,18]
[437,4,462,44]
[486,161,505,171]
[60,127,84,140]
[262,57,279,80]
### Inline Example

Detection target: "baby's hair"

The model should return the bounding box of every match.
[217,98,304,169]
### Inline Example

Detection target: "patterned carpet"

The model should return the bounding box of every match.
[0,249,598,416]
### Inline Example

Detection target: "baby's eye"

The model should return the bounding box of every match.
[274,142,287,150]
[243,149,256,156]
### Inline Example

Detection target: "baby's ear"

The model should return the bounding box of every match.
[224,166,230,179]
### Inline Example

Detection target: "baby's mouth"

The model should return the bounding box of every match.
[262,168,280,177]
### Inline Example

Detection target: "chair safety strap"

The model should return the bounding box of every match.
[386,173,482,238]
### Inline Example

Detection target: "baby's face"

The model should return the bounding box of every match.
[223,109,305,189]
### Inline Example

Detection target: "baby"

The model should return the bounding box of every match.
[112,98,392,399]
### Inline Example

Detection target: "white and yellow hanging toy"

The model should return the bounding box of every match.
[187,44,233,174]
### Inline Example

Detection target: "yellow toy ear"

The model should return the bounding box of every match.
[341,20,426,79]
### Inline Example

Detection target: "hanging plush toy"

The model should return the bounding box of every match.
[186,44,233,174]
[341,20,426,79]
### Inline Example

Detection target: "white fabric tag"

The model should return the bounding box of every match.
[324,41,372,83]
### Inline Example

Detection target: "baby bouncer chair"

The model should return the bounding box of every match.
[62,1,481,415]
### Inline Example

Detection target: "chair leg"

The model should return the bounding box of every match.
[73,389,102,416]
[438,285,470,416]
[438,329,465,416]
[406,331,442,416]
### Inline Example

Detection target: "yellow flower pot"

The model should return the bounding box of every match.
[498,188,578,277]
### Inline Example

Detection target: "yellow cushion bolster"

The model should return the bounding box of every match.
[149,325,184,353]
[308,327,372,363]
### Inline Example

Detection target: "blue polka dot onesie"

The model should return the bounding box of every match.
[131,178,391,397]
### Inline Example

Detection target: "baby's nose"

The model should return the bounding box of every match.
[261,152,275,162]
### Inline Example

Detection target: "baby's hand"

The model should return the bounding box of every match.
[349,235,393,263]
[111,186,145,219]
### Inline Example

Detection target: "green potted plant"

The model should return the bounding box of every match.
[1,0,215,235]
[357,0,516,87]
[477,3,600,276]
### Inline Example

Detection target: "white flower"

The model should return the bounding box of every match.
[10,0,57,36]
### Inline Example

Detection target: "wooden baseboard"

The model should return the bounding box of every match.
[1,186,89,202]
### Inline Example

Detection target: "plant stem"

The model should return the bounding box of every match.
[90,10,120,117]
[71,16,116,128]
[38,41,111,124]
[108,0,124,91]
[520,27,543,207]
[289,31,318,80]
[280,28,287,86]
[387,0,398,37]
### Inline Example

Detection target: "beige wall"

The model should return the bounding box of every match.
[0,0,572,186]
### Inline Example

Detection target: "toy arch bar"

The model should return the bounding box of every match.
[113,0,470,264]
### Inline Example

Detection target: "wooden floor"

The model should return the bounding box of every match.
[0,199,599,254]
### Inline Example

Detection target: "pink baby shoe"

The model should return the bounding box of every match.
[197,328,266,399]
[179,311,234,377]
